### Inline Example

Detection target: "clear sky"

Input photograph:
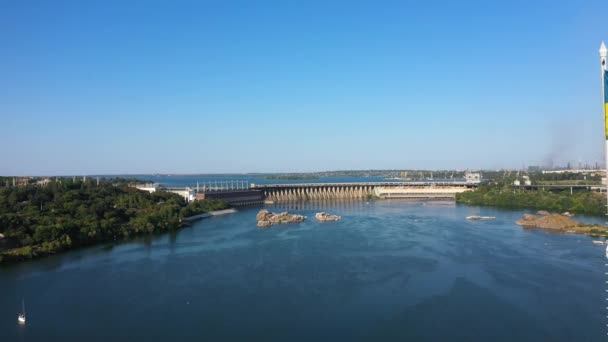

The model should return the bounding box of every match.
[1,0,607,175]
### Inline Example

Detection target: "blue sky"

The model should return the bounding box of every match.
[1,0,607,175]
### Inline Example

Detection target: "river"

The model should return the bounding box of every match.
[0,200,604,341]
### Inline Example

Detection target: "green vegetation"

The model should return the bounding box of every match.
[536,180,600,185]
[366,194,380,201]
[0,179,227,263]
[530,171,602,183]
[456,184,605,216]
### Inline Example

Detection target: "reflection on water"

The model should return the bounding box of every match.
[270,199,373,211]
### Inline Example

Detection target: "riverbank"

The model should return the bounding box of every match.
[1,206,233,264]
[0,180,229,264]
[455,185,605,216]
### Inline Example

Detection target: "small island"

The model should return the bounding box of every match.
[466,216,496,221]
[515,212,608,236]
[315,212,341,222]
[256,209,306,227]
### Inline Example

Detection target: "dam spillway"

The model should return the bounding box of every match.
[252,182,474,202]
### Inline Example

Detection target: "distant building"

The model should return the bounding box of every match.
[134,183,159,193]
[165,187,195,202]
[465,172,482,184]
[15,177,31,186]
[36,178,52,186]
[541,169,604,175]
[197,190,264,205]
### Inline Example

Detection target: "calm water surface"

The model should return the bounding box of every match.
[0,201,604,341]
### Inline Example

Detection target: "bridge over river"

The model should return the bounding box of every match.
[251,181,475,202]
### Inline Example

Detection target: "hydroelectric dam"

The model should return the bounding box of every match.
[251,181,475,202]
[139,179,479,204]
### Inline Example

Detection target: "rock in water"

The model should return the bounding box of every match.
[256,210,306,227]
[537,210,550,216]
[516,214,538,225]
[256,209,271,221]
[466,216,496,220]
[315,212,341,222]
[257,220,271,228]
[516,213,578,230]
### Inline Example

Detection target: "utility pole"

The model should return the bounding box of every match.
[600,41,608,215]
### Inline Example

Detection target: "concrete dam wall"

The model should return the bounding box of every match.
[263,185,376,202]
[259,184,470,202]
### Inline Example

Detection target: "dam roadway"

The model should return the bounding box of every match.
[251,181,475,202]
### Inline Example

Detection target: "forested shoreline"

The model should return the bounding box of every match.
[456,184,605,216]
[0,179,227,263]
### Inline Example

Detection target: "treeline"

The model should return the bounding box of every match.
[530,172,602,184]
[0,179,227,263]
[479,171,603,185]
[456,184,605,216]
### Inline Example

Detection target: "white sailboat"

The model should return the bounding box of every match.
[18,300,26,325]
[605,244,608,259]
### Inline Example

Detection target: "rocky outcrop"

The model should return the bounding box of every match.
[315,212,341,222]
[516,213,578,230]
[514,213,608,236]
[466,216,496,220]
[256,209,272,221]
[256,210,306,228]
[537,210,550,216]
[257,220,272,227]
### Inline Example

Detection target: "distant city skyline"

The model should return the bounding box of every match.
[1,1,607,175]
